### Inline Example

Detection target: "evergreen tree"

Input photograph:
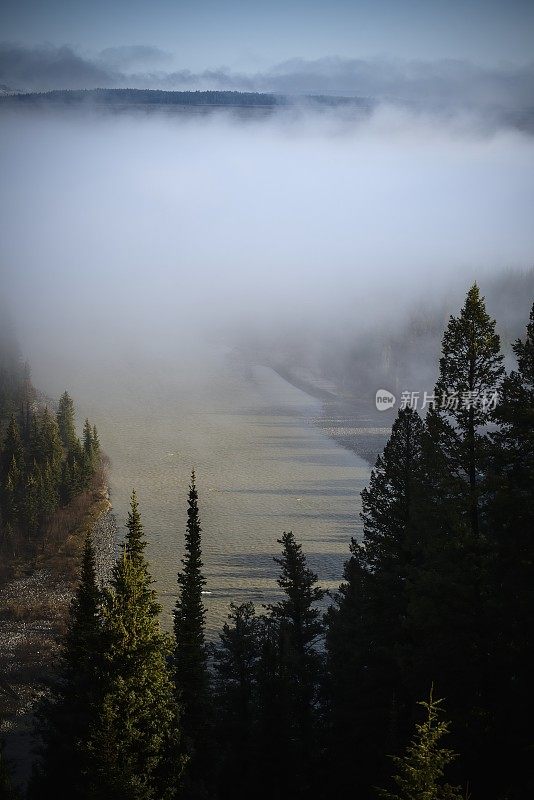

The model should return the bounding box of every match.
[326,407,424,795]
[433,283,504,537]
[56,391,77,452]
[254,614,294,800]
[213,602,260,799]
[269,531,324,683]
[486,301,534,797]
[405,286,504,794]
[378,689,463,800]
[92,424,100,455]
[81,418,100,486]
[263,531,325,799]
[2,457,21,524]
[124,488,145,561]
[30,535,102,799]
[214,601,259,729]
[173,470,211,792]
[30,408,63,479]
[0,416,24,480]
[87,493,181,800]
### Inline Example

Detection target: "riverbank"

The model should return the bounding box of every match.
[269,361,393,467]
[0,471,117,788]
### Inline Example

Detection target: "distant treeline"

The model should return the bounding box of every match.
[0,88,374,110]
[1,282,531,800]
[0,339,101,561]
[259,267,534,408]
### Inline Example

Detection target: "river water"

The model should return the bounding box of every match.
[33,346,370,635]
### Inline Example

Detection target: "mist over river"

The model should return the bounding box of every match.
[30,346,369,634]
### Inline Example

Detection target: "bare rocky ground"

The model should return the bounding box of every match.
[0,487,117,789]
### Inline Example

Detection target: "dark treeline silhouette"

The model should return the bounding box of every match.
[0,88,374,111]
[2,283,533,798]
[0,376,101,561]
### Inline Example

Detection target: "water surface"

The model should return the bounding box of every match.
[34,347,369,633]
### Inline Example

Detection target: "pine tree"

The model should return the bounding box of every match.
[405,285,504,793]
[92,424,100,455]
[254,614,294,800]
[0,416,24,480]
[173,470,210,757]
[485,301,534,797]
[264,531,325,798]
[326,407,424,794]
[433,283,504,538]
[124,488,146,562]
[269,531,324,670]
[31,408,63,479]
[378,689,463,800]
[2,457,21,524]
[214,602,259,727]
[21,462,40,534]
[87,494,181,800]
[31,535,103,799]
[82,418,95,485]
[213,602,260,799]
[56,391,77,452]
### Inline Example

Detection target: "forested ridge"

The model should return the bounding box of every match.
[0,348,102,570]
[0,88,374,111]
[1,283,533,799]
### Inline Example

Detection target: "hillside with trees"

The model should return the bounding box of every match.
[1,283,533,798]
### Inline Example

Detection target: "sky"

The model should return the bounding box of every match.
[1,0,533,79]
[1,0,533,364]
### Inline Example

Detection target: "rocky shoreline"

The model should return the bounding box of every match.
[269,361,392,467]
[0,493,117,788]
[92,507,118,585]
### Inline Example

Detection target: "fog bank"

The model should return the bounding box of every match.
[1,105,533,369]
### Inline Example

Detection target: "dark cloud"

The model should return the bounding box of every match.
[0,43,116,92]
[1,43,533,126]
[98,45,172,69]
[262,56,534,111]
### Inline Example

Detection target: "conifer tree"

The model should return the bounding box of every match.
[214,602,259,727]
[486,301,534,796]
[269,531,324,672]
[2,457,21,524]
[0,416,24,481]
[405,286,504,793]
[31,535,102,799]
[265,531,325,798]
[214,602,260,799]
[254,614,294,800]
[56,391,77,452]
[378,689,463,800]
[326,407,424,794]
[433,283,504,537]
[92,424,100,454]
[87,493,181,800]
[81,418,100,486]
[173,470,210,755]
[31,408,63,479]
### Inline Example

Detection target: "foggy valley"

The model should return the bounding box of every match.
[1,3,534,798]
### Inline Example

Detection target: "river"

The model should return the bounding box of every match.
[33,346,370,635]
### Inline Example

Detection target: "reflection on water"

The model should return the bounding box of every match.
[34,347,370,634]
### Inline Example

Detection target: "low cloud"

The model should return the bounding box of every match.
[0,43,115,91]
[1,43,533,130]
[98,45,172,70]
